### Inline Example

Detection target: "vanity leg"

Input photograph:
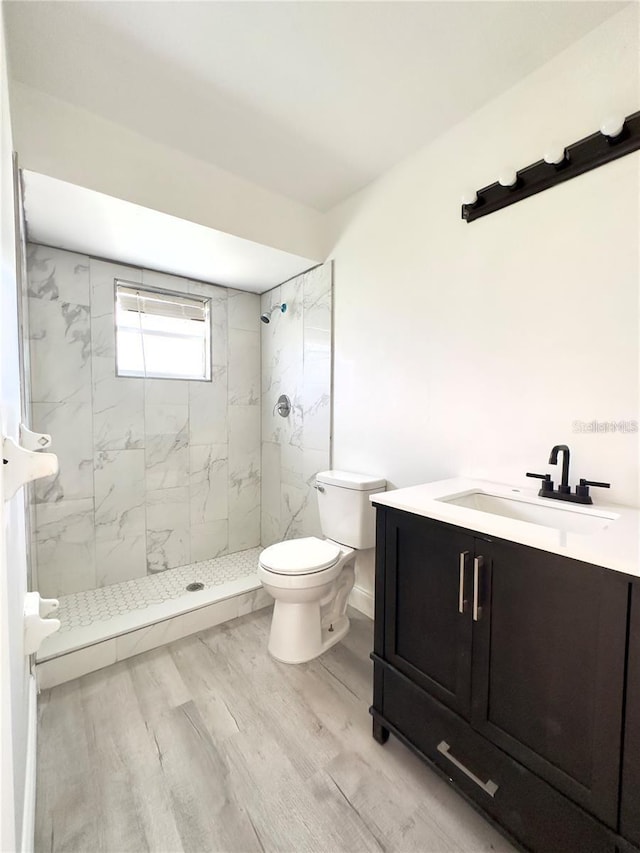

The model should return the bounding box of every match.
[373,719,389,744]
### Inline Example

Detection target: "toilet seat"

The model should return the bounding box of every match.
[259,537,341,575]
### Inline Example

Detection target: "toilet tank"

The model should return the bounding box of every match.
[316,470,386,549]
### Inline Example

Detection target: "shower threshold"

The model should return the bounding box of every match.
[36,547,271,688]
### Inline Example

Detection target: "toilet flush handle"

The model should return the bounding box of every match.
[314,484,325,492]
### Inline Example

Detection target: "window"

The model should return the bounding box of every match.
[115,281,211,381]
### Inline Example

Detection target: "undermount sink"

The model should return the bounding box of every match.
[437,490,619,535]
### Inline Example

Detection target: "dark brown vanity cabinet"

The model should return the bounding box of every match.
[372,507,635,852]
[380,510,474,717]
[621,581,640,848]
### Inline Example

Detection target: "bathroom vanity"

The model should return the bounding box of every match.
[370,479,640,853]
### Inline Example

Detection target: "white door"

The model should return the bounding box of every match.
[0,27,54,848]
[0,141,33,853]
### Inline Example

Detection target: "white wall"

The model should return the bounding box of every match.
[327,7,639,600]
[0,9,32,852]
[10,82,325,263]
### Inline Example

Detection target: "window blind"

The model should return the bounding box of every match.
[115,281,211,381]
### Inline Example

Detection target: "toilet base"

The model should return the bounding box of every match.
[268,603,350,664]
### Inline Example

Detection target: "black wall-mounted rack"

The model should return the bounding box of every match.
[462,109,640,223]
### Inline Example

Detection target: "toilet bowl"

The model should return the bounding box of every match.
[258,470,385,664]
[259,537,355,663]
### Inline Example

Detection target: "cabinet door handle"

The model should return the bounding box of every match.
[437,740,499,797]
[458,551,468,613]
[473,556,484,622]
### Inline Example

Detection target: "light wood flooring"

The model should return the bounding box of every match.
[36,607,516,853]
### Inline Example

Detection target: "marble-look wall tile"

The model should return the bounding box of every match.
[303,327,331,454]
[188,281,228,368]
[191,520,228,563]
[31,402,93,503]
[303,388,331,454]
[261,441,281,547]
[229,406,261,552]
[144,378,189,407]
[301,448,330,538]
[91,313,116,359]
[304,327,331,386]
[277,278,304,400]
[228,289,260,332]
[95,535,147,587]
[188,368,228,445]
[36,639,117,689]
[92,355,144,450]
[190,444,228,525]
[280,442,304,489]
[35,499,96,597]
[146,487,190,572]
[27,245,90,305]
[229,405,261,466]
[260,262,332,545]
[90,259,141,319]
[302,262,332,332]
[261,281,303,448]
[229,492,260,552]
[94,450,145,541]
[145,429,189,491]
[281,482,307,540]
[144,401,189,436]
[28,245,263,595]
[29,297,92,404]
[144,429,187,490]
[228,328,260,406]
[145,379,189,489]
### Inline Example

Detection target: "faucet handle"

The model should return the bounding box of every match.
[576,478,610,501]
[526,472,554,492]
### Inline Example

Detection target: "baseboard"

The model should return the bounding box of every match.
[20,674,37,853]
[349,585,374,620]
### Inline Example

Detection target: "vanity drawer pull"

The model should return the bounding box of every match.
[437,740,499,797]
[473,556,484,622]
[458,551,468,613]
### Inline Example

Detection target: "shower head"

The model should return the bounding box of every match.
[260,303,287,324]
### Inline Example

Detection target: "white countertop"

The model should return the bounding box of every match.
[371,478,640,578]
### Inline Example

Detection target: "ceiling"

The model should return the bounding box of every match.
[22,171,317,293]
[4,1,626,212]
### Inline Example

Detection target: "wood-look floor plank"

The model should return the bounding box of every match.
[36,607,516,853]
[126,645,191,723]
[79,661,185,853]
[169,633,262,741]
[35,681,101,852]
[147,700,261,853]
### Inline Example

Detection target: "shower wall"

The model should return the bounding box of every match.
[261,263,332,545]
[27,244,261,598]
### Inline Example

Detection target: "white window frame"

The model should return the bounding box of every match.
[114,280,212,382]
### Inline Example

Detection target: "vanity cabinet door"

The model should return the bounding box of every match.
[383,510,474,717]
[620,581,640,847]
[470,538,628,827]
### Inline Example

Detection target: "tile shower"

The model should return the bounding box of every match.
[25,243,332,680]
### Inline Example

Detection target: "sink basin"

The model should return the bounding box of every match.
[437,491,619,535]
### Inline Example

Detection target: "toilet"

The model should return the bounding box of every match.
[258,470,386,664]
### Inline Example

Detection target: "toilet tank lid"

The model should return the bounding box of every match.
[316,470,386,491]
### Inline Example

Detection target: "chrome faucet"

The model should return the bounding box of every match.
[549,444,571,494]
